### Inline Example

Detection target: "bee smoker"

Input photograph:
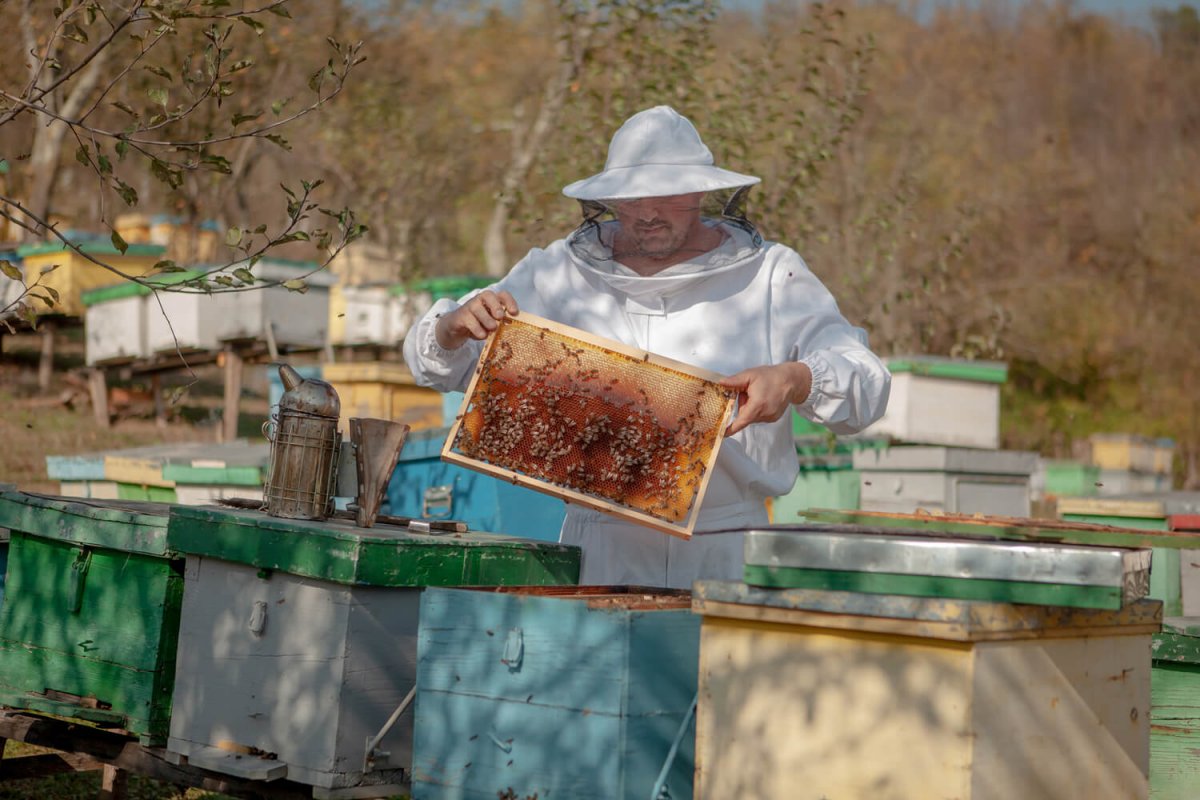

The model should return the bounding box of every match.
[263,364,341,520]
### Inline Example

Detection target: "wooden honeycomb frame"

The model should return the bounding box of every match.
[442,312,736,538]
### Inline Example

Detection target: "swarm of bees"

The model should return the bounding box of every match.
[452,317,734,524]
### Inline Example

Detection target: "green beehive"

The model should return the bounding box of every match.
[0,491,180,744]
[1150,617,1200,799]
[164,504,580,793]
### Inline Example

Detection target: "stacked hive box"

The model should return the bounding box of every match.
[164,504,580,794]
[691,521,1163,799]
[412,586,700,800]
[0,492,181,744]
[1087,434,1175,495]
[1150,617,1200,799]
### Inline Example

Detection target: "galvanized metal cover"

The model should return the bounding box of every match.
[743,526,1149,586]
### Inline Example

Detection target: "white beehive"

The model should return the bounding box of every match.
[854,446,1038,518]
[860,356,1007,450]
[83,284,149,364]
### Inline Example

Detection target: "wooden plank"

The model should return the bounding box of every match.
[221,345,243,443]
[99,763,129,799]
[806,507,1200,549]
[0,751,103,780]
[89,368,110,428]
[0,711,316,799]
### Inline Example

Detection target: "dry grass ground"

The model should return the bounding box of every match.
[0,328,272,491]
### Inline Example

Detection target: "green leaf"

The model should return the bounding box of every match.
[143,65,172,81]
[43,286,60,304]
[282,279,308,293]
[203,0,232,8]
[75,145,91,167]
[237,15,265,35]
[225,227,243,247]
[267,4,292,17]
[153,259,185,273]
[214,275,235,287]
[63,23,88,43]
[149,158,182,189]
[271,97,291,116]
[111,100,138,117]
[115,139,129,160]
[147,87,168,107]
[38,264,59,276]
[263,133,291,151]
[229,59,254,73]
[111,230,129,254]
[30,291,55,309]
[231,111,261,127]
[233,268,256,284]
[114,178,138,206]
[201,154,232,174]
[97,153,112,175]
[0,260,21,281]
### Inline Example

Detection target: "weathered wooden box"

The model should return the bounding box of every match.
[693,581,1160,800]
[165,505,580,794]
[854,445,1038,517]
[328,284,399,346]
[412,586,699,800]
[1150,616,1200,799]
[0,492,181,745]
[858,356,1007,449]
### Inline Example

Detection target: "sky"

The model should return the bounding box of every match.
[915,0,1181,27]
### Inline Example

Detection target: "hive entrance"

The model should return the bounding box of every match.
[443,313,735,538]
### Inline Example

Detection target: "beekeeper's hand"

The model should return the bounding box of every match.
[720,362,813,436]
[434,290,520,350]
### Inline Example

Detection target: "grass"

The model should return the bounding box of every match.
[0,330,272,492]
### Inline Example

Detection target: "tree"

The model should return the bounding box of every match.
[0,0,367,330]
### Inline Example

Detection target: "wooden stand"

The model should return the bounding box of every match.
[0,710,315,799]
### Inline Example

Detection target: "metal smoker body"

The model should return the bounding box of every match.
[264,364,341,520]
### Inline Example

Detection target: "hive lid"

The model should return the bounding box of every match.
[0,491,174,556]
[885,355,1008,384]
[1058,492,1200,519]
[742,525,1150,610]
[803,507,1200,550]
[166,504,580,587]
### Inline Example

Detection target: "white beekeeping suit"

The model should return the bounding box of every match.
[405,106,890,588]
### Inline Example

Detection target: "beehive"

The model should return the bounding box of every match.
[444,313,735,538]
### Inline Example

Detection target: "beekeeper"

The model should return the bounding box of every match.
[403,105,891,588]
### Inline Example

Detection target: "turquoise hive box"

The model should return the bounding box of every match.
[413,586,700,800]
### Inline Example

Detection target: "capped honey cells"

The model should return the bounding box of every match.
[446,314,735,533]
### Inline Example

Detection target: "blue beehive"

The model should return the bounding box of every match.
[413,586,700,800]
[386,427,566,542]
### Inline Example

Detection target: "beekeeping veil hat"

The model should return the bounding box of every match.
[562,105,760,201]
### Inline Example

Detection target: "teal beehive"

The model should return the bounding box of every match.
[413,586,700,800]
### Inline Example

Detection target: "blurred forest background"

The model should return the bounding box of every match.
[2,0,1198,485]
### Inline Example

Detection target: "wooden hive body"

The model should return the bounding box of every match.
[164,505,580,791]
[1150,616,1200,799]
[0,492,181,745]
[412,586,700,800]
[693,581,1159,800]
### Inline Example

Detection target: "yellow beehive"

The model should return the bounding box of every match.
[321,361,443,433]
[15,238,164,317]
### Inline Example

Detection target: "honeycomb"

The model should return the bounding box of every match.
[445,314,735,537]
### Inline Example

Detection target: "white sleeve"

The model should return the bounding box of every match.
[402,296,489,393]
[772,250,891,435]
